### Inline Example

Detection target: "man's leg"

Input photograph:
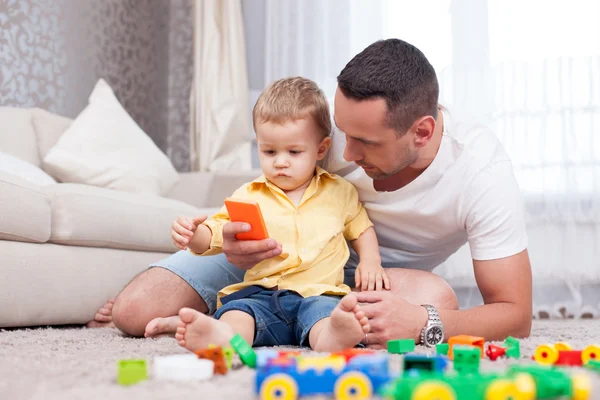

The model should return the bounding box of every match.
[110,251,245,337]
[344,267,459,310]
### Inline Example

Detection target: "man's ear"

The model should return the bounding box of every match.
[316,137,332,160]
[412,116,436,148]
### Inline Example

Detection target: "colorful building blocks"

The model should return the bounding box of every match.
[505,336,521,359]
[453,345,481,374]
[533,342,600,367]
[585,359,600,373]
[387,339,415,354]
[447,335,485,360]
[486,344,507,361]
[255,352,391,400]
[380,370,535,400]
[508,364,591,399]
[230,333,257,368]
[209,344,235,369]
[117,359,148,386]
[402,354,448,374]
[436,343,449,356]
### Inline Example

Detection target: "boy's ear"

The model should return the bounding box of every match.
[316,137,332,160]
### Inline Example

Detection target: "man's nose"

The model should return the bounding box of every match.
[343,141,360,162]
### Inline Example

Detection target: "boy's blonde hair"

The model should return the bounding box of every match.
[253,77,331,139]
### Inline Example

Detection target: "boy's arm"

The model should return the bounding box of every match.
[349,226,381,264]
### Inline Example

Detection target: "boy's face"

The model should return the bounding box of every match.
[255,118,331,191]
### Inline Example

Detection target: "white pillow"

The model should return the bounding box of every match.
[42,79,179,195]
[0,152,56,186]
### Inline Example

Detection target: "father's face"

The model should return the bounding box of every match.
[333,88,417,180]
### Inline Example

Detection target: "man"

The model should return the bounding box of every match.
[96,39,532,348]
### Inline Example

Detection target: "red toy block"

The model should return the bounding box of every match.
[486,344,507,361]
[195,346,228,375]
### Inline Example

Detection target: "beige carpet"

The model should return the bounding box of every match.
[1,320,599,400]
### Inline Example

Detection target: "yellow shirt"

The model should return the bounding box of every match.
[199,167,373,308]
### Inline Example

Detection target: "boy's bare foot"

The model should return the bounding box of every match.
[176,308,235,352]
[144,316,181,337]
[313,293,370,352]
[86,299,116,328]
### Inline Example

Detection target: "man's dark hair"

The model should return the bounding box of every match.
[337,39,439,135]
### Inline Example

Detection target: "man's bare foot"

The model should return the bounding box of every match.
[144,316,181,337]
[176,308,235,352]
[313,293,370,352]
[86,299,116,328]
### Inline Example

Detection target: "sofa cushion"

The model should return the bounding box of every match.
[0,151,57,186]
[0,172,51,243]
[42,79,180,196]
[0,107,40,167]
[44,183,219,253]
[31,108,73,160]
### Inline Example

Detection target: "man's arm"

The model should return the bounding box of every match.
[439,249,533,340]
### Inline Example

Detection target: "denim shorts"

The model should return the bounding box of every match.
[213,289,341,347]
[149,250,357,315]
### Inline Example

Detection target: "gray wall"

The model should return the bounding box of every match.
[0,0,193,171]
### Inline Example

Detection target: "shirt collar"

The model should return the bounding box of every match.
[250,166,335,188]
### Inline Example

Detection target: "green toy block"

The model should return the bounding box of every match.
[387,339,415,354]
[222,346,235,369]
[230,333,257,368]
[504,336,521,359]
[436,343,449,355]
[586,359,600,373]
[453,345,481,374]
[117,359,148,386]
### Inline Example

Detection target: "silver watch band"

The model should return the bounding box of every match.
[420,304,443,346]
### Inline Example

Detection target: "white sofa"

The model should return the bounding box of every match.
[0,107,259,328]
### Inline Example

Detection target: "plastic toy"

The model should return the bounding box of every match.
[224,198,269,240]
[117,359,148,386]
[486,344,507,361]
[436,343,449,356]
[505,336,521,359]
[333,348,375,361]
[453,345,481,374]
[209,344,235,369]
[447,335,485,360]
[387,339,415,354]
[402,354,448,374]
[195,346,228,375]
[230,333,257,368]
[153,354,214,381]
[508,364,591,399]
[255,352,390,400]
[380,370,535,400]
[585,359,600,373]
[533,342,600,367]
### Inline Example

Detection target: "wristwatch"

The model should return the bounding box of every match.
[420,304,444,347]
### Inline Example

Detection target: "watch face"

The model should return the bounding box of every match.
[425,326,444,345]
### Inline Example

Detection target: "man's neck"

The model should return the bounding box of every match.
[374,108,444,192]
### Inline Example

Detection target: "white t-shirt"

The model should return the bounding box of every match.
[324,109,528,271]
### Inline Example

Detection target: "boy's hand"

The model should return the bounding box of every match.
[355,262,391,291]
[171,215,207,250]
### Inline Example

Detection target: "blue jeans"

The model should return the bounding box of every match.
[214,288,341,346]
[149,250,357,314]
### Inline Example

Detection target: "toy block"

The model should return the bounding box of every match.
[504,336,521,359]
[447,335,485,359]
[332,348,375,361]
[387,338,415,354]
[297,355,345,373]
[209,344,235,369]
[230,333,257,368]
[403,354,448,373]
[453,345,481,374]
[586,359,600,372]
[195,346,228,375]
[117,359,148,386]
[436,343,449,355]
[486,344,507,361]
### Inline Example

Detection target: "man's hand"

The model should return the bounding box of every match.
[171,215,207,250]
[355,262,390,291]
[221,221,282,270]
[355,291,428,349]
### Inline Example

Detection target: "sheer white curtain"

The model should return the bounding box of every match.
[190,0,252,172]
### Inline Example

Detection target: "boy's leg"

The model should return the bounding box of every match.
[110,251,245,337]
[296,294,369,352]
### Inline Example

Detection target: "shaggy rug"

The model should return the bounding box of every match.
[1,320,599,400]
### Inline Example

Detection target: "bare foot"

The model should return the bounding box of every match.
[86,299,116,328]
[176,308,235,352]
[144,316,181,338]
[313,293,370,352]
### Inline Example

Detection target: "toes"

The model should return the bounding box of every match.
[94,312,112,322]
[338,293,358,312]
[178,307,200,324]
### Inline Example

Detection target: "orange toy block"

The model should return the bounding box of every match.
[448,335,485,360]
[195,346,228,375]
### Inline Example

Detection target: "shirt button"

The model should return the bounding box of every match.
[261,278,269,284]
